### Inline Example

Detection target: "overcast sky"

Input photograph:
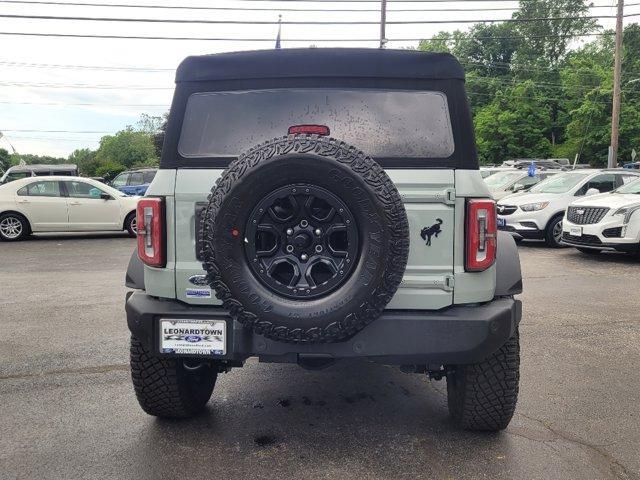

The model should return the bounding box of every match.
[0,0,634,158]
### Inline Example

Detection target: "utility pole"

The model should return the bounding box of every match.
[379,0,387,49]
[609,0,624,168]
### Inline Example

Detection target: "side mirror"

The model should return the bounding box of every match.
[100,192,113,200]
[585,188,600,196]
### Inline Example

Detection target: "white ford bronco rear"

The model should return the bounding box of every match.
[125,48,523,431]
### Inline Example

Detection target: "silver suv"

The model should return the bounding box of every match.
[125,49,523,431]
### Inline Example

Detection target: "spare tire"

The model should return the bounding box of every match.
[201,135,409,343]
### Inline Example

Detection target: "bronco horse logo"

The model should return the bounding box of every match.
[420,219,443,246]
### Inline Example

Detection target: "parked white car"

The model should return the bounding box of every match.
[496,169,639,247]
[484,169,558,200]
[562,177,640,254]
[0,176,140,241]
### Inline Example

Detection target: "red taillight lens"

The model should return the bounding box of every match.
[137,197,165,268]
[288,124,330,136]
[465,199,497,272]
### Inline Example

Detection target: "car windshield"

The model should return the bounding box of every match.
[484,171,523,190]
[615,178,640,194]
[529,172,589,194]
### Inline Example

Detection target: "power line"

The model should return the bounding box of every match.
[1,0,638,13]
[1,129,115,133]
[1,12,632,24]
[467,90,613,104]
[0,31,381,41]
[0,31,617,42]
[0,100,168,106]
[9,135,105,142]
[212,0,636,3]
[0,60,174,71]
[0,81,172,89]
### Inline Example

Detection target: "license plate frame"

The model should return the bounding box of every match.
[570,226,583,237]
[159,318,226,356]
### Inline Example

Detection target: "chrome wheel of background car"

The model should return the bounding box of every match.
[0,216,23,239]
[130,216,137,234]
[244,183,359,300]
[553,220,563,243]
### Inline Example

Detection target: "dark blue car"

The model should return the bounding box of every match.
[111,168,157,195]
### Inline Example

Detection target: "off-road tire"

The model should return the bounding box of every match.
[200,134,409,344]
[544,214,564,248]
[446,328,520,431]
[0,212,31,241]
[130,335,217,418]
[124,212,137,237]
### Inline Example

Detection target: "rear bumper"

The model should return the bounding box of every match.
[498,224,544,240]
[126,292,521,366]
[560,234,639,252]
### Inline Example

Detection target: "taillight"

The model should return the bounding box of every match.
[465,199,497,272]
[137,197,165,267]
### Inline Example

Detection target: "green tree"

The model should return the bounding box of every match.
[9,153,66,166]
[474,81,552,164]
[555,25,640,165]
[512,0,598,146]
[418,24,521,112]
[136,113,164,136]
[94,127,157,169]
[68,148,98,176]
[152,112,169,158]
[95,161,126,180]
[0,148,10,172]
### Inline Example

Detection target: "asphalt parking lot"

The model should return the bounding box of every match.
[1,235,639,480]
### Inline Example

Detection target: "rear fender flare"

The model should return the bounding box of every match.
[495,231,522,297]
[125,248,145,290]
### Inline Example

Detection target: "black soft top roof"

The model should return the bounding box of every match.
[176,48,465,83]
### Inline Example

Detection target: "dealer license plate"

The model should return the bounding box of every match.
[497,217,506,228]
[160,319,226,356]
[570,226,582,237]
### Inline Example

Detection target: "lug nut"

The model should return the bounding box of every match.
[314,228,322,236]
[315,245,323,253]
[286,228,294,236]
[286,245,294,253]
[301,253,308,261]
[300,219,309,228]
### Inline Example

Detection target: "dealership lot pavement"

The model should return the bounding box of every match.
[1,235,639,480]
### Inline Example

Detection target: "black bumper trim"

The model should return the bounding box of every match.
[498,225,544,240]
[126,293,521,366]
[561,238,638,252]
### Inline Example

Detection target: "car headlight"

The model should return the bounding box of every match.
[519,202,549,212]
[614,203,640,223]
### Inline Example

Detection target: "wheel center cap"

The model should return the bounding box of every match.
[293,232,312,248]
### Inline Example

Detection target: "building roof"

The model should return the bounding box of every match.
[176,48,465,83]
[6,164,77,172]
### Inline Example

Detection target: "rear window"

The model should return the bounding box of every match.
[178,89,455,159]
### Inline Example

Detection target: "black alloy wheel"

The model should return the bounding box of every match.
[245,184,358,300]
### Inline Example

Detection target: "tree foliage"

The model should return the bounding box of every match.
[94,128,157,170]
[418,0,640,166]
[0,148,10,172]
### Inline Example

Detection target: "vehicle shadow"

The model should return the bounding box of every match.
[518,240,639,264]
[27,232,133,241]
[129,361,514,479]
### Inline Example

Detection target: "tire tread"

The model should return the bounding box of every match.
[447,329,520,431]
[130,336,215,418]
[200,135,409,344]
